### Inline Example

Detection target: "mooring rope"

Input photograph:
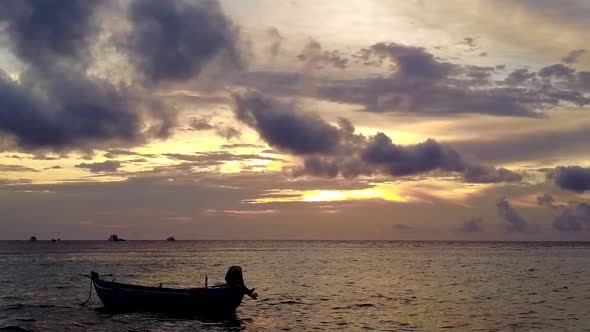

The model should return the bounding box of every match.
[80,277,93,306]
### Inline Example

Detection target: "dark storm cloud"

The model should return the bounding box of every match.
[0,0,98,66]
[561,49,586,64]
[126,0,242,83]
[361,134,464,176]
[549,166,590,193]
[496,197,529,233]
[75,160,122,173]
[232,91,342,154]
[232,91,522,182]
[0,0,247,152]
[0,67,173,150]
[460,217,484,233]
[0,0,176,151]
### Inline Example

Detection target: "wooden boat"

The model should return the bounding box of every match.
[84,266,256,316]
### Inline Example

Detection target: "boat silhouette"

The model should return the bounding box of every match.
[81,266,257,316]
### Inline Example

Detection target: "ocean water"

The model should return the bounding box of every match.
[0,241,589,331]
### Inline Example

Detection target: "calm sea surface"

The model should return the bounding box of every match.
[0,241,589,331]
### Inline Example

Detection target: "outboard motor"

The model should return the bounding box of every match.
[225,266,245,286]
[225,266,257,300]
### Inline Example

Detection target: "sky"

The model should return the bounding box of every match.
[1,0,590,240]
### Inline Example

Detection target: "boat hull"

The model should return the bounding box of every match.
[93,277,244,316]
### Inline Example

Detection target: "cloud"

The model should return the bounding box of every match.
[215,126,241,140]
[553,209,584,232]
[550,202,590,233]
[361,134,464,176]
[44,165,64,170]
[266,27,283,59]
[0,0,175,151]
[232,91,342,154]
[550,166,590,193]
[163,151,282,166]
[220,143,265,149]
[561,49,586,64]
[187,118,215,131]
[458,37,479,49]
[295,134,520,182]
[504,68,536,85]
[536,193,555,207]
[297,38,348,70]
[125,0,243,83]
[533,193,590,233]
[186,117,241,140]
[75,160,122,173]
[538,64,575,79]
[0,164,38,172]
[0,0,98,67]
[496,197,528,232]
[462,165,522,183]
[364,42,457,79]
[242,41,590,118]
[460,217,484,233]
[103,149,156,159]
[451,122,590,164]
[0,0,248,152]
[233,91,521,182]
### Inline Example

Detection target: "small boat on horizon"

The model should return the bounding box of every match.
[29,236,37,242]
[82,266,257,316]
[166,236,176,241]
[108,234,125,242]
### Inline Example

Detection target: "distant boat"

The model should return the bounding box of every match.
[166,236,176,241]
[51,238,57,243]
[108,234,126,242]
[82,266,257,316]
[29,236,37,242]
